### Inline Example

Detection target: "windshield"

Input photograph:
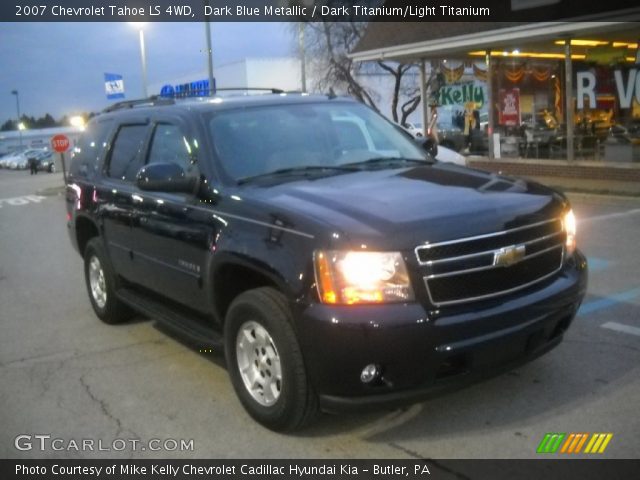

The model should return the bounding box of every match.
[207,101,429,182]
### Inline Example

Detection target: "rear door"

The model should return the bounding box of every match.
[99,121,150,282]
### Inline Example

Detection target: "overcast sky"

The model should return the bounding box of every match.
[0,22,294,120]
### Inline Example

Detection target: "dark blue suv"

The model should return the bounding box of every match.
[66,93,587,431]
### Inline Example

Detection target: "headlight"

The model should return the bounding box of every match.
[314,250,414,304]
[563,209,576,256]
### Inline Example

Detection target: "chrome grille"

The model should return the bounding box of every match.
[415,218,565,306]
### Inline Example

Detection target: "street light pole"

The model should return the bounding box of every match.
[298,23,307,93]
[204,4,215,96]
[138,28,148,98]
[11,90,22,148]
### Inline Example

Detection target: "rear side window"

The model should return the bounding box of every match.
[147,124,192,171]
[69,119,114,179]
[108,125,147,181]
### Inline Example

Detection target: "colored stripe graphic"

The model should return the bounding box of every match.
[539,433,613,454]
[584,433,613,454]
[560,433,589,453]
[537,433,565,453]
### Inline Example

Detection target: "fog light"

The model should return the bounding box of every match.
[360,364,380,383]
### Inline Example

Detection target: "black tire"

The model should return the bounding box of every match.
[83,237,131,324]
[224,287,318,431]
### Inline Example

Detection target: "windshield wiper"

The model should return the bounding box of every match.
[237,165,360,185]
[344,157,434,168]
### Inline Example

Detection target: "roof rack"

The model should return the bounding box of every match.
[165,87,285,98]
[102,96,174,113]
[102,88,293,113]
[213,87,285,94]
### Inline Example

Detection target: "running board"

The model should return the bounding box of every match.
[117,288,224,350]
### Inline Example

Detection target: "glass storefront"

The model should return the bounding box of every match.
[431,39,640,161]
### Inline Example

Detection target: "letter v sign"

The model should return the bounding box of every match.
[614,69,639,109]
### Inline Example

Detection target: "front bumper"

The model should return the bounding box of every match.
[295,251,588,412]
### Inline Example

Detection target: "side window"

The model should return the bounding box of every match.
[69,119,114,179]
[107,124,147,181]
[147,124,192,171]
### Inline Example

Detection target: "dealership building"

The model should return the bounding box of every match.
[350,11,640,171]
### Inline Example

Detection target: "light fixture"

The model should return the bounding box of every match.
[468,50,586,60]
[69,116,85,130]
[554,39,609,47]
[613,42,638,49]
[17,122,26,130]
[129,23,148,98]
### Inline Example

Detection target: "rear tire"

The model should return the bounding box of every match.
[224,287,318,431]
[83,238,131,324]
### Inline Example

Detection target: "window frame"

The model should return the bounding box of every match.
[144,121,197,174]
[104,121,151,183]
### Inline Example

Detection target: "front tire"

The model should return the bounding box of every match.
[83,238,131,324]
[224,287,317,431]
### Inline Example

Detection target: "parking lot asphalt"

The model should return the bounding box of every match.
[1,169,638,459]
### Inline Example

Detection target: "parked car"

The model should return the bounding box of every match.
[402,121,424,137]
[6,149,49,170]
[435,145,466,165]
[1,151,25,169]
[66,93,587,431]
[36,151,56,172]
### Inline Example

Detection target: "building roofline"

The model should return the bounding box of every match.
[349,11,640,62]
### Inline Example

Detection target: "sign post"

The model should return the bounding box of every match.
[51,134,70,184]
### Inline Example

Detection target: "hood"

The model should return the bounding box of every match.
[247,163,566,249]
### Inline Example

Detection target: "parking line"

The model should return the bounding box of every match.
[601,322,640,337]
[578,287,640,316]
[580,208,640,223]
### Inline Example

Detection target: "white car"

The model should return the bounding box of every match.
[8,149,49,170]
[396,121,465,165]
[0,151,24,168]
[402,122,424,137]
[436,145,466,166]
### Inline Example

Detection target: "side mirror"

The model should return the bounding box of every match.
[415,136,438,158]
[136,163,197,193]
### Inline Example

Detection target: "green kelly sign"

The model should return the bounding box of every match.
[437,82,486,107]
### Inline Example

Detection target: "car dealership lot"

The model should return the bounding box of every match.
[0,169,638,459]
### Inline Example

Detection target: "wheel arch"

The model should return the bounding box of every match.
[75,215,100,257]
[210,255,293,323]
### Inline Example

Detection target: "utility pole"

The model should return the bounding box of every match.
[298,23,307,93]
[205,1,215,95]
[11,90,22,148]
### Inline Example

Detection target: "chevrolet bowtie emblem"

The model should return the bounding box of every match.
[493,245,526,267]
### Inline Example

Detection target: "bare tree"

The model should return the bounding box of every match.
[296,19,424,123]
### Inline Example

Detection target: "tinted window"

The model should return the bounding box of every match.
[147,124,192,170]
[108,125,147,181]
[69,119,114,179]
[208,102,427,181]
[334,120,369,150]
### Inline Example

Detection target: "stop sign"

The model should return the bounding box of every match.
[51,134,70,153]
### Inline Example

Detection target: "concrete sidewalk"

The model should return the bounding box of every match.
[467,157,640,197]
